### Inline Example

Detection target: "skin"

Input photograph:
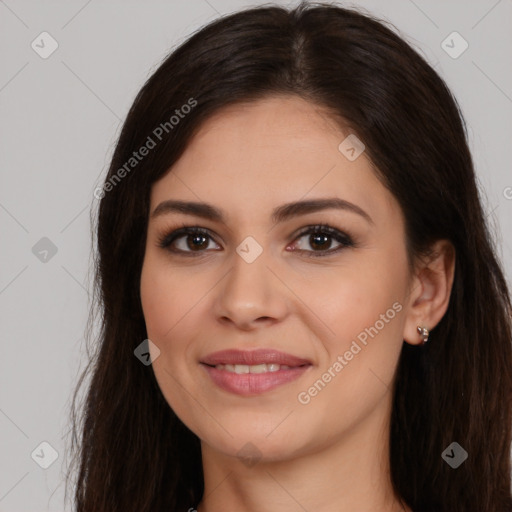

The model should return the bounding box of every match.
[140,95,455,512]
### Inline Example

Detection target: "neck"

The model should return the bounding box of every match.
[196,392,411,512]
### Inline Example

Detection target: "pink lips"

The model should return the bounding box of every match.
[200,349,312,396]
[201,349,311,367]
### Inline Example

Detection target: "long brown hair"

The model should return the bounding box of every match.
[66,3,512,511]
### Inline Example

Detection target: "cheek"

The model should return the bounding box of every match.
[140,258,208,432]
[140,256,203,343]
[293,300,404,443]
[294,247,407,402]
[140,272,175,342]
[139,255,218,386]
[293,249,406,347]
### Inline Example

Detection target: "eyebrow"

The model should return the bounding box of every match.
[151,197,374,226]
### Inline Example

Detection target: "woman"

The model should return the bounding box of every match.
[67,3,512,511]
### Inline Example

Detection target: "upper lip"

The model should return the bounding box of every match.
[201,349,312,367]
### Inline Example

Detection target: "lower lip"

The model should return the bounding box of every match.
[201,364,311,396]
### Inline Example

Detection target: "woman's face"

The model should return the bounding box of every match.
[140,95,417,462]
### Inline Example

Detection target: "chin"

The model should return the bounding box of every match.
[199,423,312,464]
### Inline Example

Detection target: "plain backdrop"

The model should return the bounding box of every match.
[1,0,511,510]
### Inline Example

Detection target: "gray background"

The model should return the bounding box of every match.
[1,0,511,510]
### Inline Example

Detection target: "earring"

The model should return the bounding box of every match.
[417,326,429,344]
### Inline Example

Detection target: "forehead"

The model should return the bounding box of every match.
[150,96,400,227]
[176,96,349,172]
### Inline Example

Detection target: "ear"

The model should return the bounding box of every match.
[402,239,456,346]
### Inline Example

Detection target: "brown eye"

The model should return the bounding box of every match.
[184,233,209,251]
[290,224,355,257]
[158,227,221,254]
[308,233,333,251]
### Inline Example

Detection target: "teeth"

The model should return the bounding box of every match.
[249,364,267,374]
[214,363,291,373]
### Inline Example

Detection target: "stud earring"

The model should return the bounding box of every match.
[417,325,429,344]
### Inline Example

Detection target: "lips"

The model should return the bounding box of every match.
[200,349,312,396]
[201,349,311,367]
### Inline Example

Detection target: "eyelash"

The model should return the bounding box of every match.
[156,222,356,258]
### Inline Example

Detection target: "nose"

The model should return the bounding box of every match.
[213,247,290,331]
